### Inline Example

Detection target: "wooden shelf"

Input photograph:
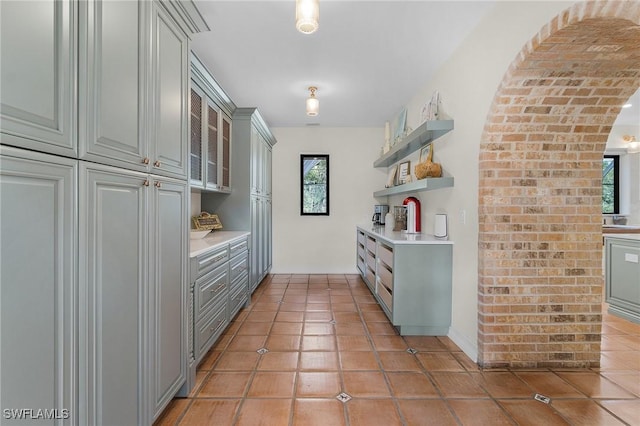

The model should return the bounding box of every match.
[374,119,454,168]
[374,177,454,197]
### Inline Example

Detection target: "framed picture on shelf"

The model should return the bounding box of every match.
[392,108,407,143]
[386,165,397,188]
[419,144,432,163]
[397,161,411,185]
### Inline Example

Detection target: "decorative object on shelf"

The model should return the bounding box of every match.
[296,0,319,34]
[392,108,407,146]
[192,211,223,231]
[415,144,442,179]
[306,86,319,116]
[397,161,411,185]
[383,121,391,154]
[386,165,397,188]
[623,134,639,153]
[426,91,441,121]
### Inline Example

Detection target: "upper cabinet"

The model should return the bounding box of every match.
[0,0,77,157]
[190,53,236,192]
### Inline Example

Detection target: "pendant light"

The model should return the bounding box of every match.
[306,87,319,116]
[296,0,319,34]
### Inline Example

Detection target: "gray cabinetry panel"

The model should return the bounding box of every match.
[0,147,77,425]
[605,237,640,323]
[0,0,76,156]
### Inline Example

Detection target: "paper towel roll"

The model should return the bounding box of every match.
[434,214,448,238]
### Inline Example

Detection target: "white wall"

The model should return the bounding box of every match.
[270,127,386,274]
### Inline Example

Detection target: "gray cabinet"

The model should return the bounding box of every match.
[357,227,453,335]
[1,146,77,425]
[0,0,77,157]
[605,236,640,323]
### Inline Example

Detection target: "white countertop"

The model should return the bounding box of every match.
[190,231,250,257]
[604,234,640,242]
[357,225,453,245]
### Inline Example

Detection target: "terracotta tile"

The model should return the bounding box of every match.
[265,335,301,351]
[499,400,571,426]
[251,302,281,311]
[223,320,242,335]
[245,310,277,322]
[198,350,222,371]
[226,335,267,352]
[189,370,209,397]
[599,400,640,425]
[346,399,402,426]
[275,311,305,322]
[430,372,489,398]
[397,399,458,425]
[600,371,640,397]
[416,352,465,372]
[198,372,252,397]
[332,312,361,323]
[214,351,260,371]
[303,323,335,335]
[447,399,514,426]
[452,351,481,371]
[601,351,640,371]
[212,333,232,351]
[556,372,636,398]
[343,371,391,397]
[247,372,296,398]
[235,399,291,426]
[361,311,389,322]
[336,335,373,351]
[292,398,346,426]
[515,372,585,398]
[358,303,383,312]
[386,372,439,398]
[334,322,367,336]
[306,295,330,303]
[306,303,331,312]
[552,399,627,425]
[296,372,342,397]
[305,311,333,322]
[237,321,272,335]
[473,371,534,398]
[270,322,303,335]
[402,336,448,351]
[340,351,380,370]
[286,289,309,296]
[280,303,306,312]
[177,399,239,425]
[330,295,354,304]
[283,295,307,304]
[300,351,340,370]
[257,351,299,371]
[301,335,337,351]
[331,303,358,312]
[153,398,190,426]
[371,335,407,351]
[366,322,398,335]
[354,294,377,303]
[378,351,422,371]
[436,336,462,351]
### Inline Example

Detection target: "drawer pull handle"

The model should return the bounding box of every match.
[154,160,161,167]
[209,319,225,332]
[213,255,226,262]
[210,283,226,293]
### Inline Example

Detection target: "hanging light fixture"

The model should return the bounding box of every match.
[296,0,319,34]
[306,86,319,116]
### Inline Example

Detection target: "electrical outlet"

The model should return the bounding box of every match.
[459,209,466,225]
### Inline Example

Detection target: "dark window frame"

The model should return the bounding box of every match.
[602,155,620,214]
[300,154,330,216]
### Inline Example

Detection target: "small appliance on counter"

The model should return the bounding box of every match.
[372,204,389,225]
[403,197,421,233]
[434,213,448,239]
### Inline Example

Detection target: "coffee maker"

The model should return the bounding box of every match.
[372,205,389,225]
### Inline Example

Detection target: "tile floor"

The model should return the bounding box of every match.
[155,274,640,425]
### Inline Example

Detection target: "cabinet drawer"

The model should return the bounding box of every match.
[230,252,249,283]
[366,252,376,272]
[230,237,249,258]
[377,243,393,269]
[377,278,393,313]
[365,268,375,290]
[197,245,229,277]
[229,283,248,319]
[230,268,249,295]
[196,302,228,360]
[357,256,365,275]
[366,236,376,253]
[357,244,365,259]
[196,264,229,318]
[357,231,365,245]
[377,262,393,291]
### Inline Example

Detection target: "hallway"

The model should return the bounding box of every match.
[156,274,640,425]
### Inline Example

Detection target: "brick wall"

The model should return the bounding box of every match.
[478,1,640,368]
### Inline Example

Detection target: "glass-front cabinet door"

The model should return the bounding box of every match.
[221,115,231,189]
[205,102,219,188]
[190,88,204,186]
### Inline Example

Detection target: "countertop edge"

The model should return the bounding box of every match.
[604,233,640,242]
[189,231,251,258]
[357,225,454,245]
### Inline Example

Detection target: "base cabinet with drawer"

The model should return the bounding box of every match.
[605,235,640,324]
[356,227,453,335]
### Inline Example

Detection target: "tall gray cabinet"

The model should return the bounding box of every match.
[202,108,277,292]
[0,1,207,424]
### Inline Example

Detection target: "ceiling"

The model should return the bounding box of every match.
[191,0,496,128]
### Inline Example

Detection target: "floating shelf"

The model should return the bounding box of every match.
[373,177,454,197]
[374,120,454,168]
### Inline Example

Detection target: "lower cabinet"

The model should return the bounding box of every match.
[605,236,640,323]
[356,227,453,335]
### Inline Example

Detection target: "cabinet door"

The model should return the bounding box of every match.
[264,144,272,197]
[149,176,188,419]
[266,198,273,271]
[0,148,77,425]
[205,100,220,189]
[189,87,204,186]
[150,2,188,179]
[250,196,261,291]
[221,114,231,189]
[79,163,149,426]
[0,0,76,157]
[79,0,147,171]
[250,128,261,195]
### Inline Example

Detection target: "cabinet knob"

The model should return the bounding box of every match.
[142,157,150,165]
[153,160,161,168]
[154,181,162,188]
[143,180,150,187]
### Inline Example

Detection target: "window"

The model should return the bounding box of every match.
[602,155,619,214]
[300,154,329,215]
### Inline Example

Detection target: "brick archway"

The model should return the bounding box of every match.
[478,1,640,368]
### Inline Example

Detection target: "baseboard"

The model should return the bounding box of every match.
[447,326,478,363]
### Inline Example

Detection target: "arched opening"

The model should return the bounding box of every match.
[477,1,640,368]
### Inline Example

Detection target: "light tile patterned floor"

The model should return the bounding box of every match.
[155,274,640,425]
